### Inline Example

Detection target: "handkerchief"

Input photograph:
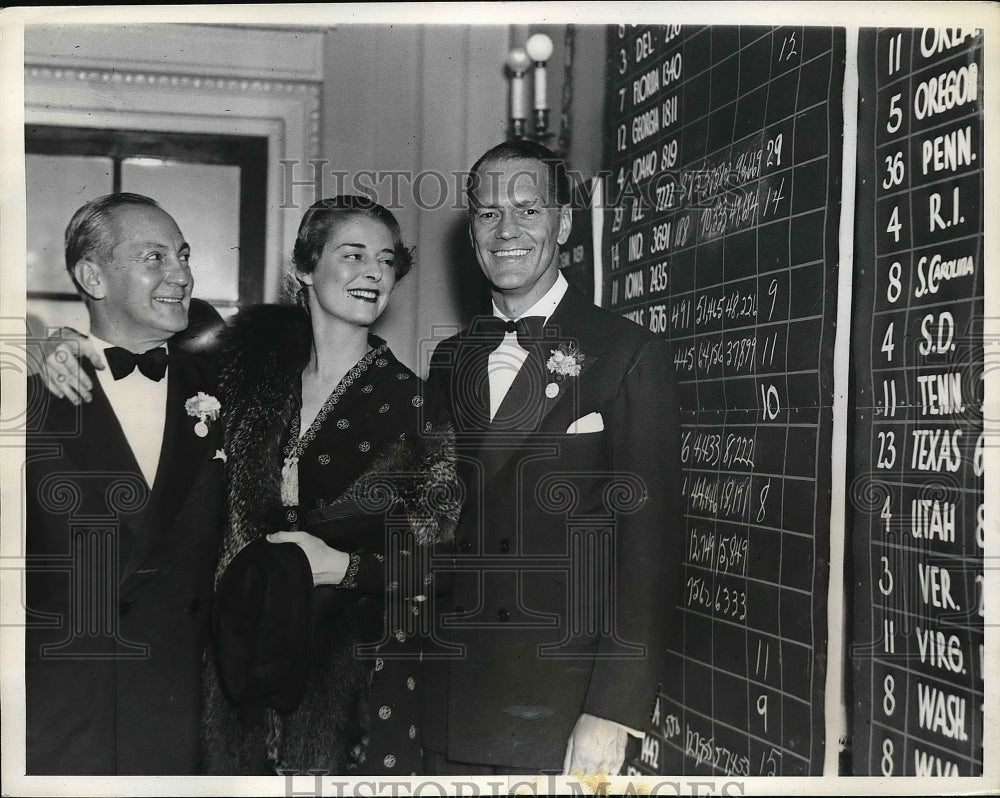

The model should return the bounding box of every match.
[566,412,604,434]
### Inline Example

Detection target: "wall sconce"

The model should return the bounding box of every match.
[507,32,554,143]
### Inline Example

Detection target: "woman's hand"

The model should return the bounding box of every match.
[267,530,351,586]
[42,329,102,405]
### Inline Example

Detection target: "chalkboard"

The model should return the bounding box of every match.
[602,24,845,776]
[559,179,597,304]
[849,28,984,776]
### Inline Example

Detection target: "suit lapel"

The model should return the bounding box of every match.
[121,352,216,582]
[58,364,143,477]
[53,361,146,575]
[479,287,600,484]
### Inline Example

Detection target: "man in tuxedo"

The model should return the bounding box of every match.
[422,141,685,775]
[24,193,225,774]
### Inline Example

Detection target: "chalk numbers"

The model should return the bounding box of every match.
[886,261,902,303]
[883,673,896,716]
[881,738,895,776]
[881,322,895,362]
[778,31,798,62]
[876,431,897,470]
[883,151,905,190]
[887,93,903,133]
[880,496,892,533]
[886,205,903,242]
[878,554,894,596]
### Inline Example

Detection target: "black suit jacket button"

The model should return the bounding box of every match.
[497,607,510,622]
[457,538,471,554]
[498,539,511,553]
[119,599,135,616]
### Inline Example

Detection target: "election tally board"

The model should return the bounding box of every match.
[558,22,984,776]
[849,28,984,777]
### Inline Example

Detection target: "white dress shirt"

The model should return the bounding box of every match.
[90,335,169,488]
[488,272,568,420]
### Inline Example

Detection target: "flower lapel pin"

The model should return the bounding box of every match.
[185,391,221,438]
[545,344,585,399]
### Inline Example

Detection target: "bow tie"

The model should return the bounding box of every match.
[104,346,169,381]
[474,315,546,351]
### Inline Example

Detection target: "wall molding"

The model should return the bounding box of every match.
[24,23,326,83]
[24,66,321,159]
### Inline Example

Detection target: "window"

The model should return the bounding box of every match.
[26,125,267,329]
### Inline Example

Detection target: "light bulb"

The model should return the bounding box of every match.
[506,47,531,75]
[525,33,554,63]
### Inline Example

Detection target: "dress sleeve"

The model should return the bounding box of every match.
[335,421,459,600]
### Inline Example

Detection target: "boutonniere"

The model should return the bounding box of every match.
[545,344,585,398]
[185,391,221,437]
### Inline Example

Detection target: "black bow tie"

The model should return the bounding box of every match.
[473,315,546,351]
[104,346,169,381]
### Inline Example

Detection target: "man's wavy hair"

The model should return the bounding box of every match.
[64,192,162,293]
[465,140,570,211]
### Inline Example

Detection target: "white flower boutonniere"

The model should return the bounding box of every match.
[547,344,585,378]
[545,344,585,398]
[185,391,221,438]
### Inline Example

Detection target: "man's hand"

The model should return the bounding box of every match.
[41,329,101,405]
[562,712,629,776]
[267,531,350,586]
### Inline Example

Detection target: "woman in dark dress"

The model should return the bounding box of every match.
[202,196,459,775]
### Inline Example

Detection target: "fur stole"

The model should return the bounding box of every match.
[214,304,311,580]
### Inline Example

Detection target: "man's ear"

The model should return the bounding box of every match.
[73,260,106,301]
[556,204,573,246]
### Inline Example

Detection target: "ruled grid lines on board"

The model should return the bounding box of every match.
[680,420,824,429]
[874,161,984,206]
[610,253,824,303]
[869,718,982,770]
[853,476,982,495]
[856,27,983,776]
[868,593,983,632]
[866,648,985,700]
[867,620,984,664]
[662,647,814,706]
[685,558,812,596]
[685,515,817,539]
[614,25,832,129]
[872,37,984,102]
[657,695,813,767]
[683,466,814,481]
[604,146,832,258]
[608,24,839,776]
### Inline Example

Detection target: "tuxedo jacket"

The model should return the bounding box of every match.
[24,351,225,774]
[422,285,685,770]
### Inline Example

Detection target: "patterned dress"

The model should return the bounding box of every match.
[273,336,435,775]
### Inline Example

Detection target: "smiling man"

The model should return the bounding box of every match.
[24,193,225,773]
[423,141,686,776]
